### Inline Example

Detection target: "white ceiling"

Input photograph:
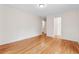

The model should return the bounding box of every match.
[5,4,79,17]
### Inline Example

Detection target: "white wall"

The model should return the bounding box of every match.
[61,11,79,41]
[46,11,79,42]
[0,5,7,44]
[0,5,42,45]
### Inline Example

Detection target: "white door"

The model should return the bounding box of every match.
[54,17,62,36]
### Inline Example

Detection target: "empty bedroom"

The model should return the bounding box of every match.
[0,4,79,54]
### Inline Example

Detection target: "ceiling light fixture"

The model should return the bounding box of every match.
[37,4,47,8]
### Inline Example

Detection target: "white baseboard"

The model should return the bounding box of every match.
[0,34,41,45]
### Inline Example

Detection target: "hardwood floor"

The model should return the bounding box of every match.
[0,34,79,54]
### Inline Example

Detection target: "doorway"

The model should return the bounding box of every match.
[42,18,46,35]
